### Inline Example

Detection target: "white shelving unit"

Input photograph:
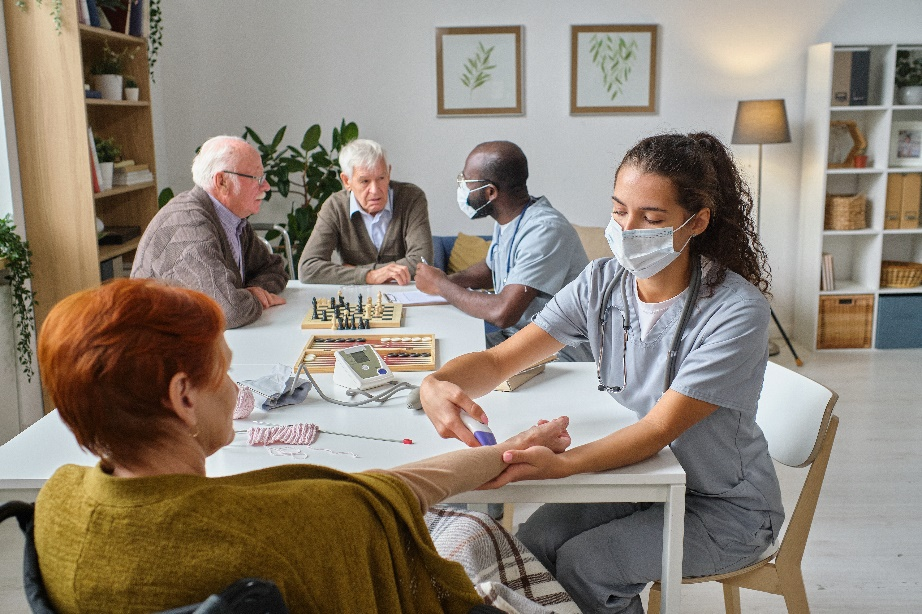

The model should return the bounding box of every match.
[796,43,922,350]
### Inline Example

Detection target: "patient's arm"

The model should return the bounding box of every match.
[367,417,570,512]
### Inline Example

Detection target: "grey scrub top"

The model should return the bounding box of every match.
[533,257,784,540]
[486,196,589,334]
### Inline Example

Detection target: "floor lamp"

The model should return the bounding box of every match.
[731,99,803,366]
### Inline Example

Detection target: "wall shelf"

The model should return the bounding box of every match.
[796,43,922,350]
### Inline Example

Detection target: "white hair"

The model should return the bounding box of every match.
[191,136,251,189]
[339,139,387,180]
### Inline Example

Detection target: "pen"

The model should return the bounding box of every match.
[420,257,428,265]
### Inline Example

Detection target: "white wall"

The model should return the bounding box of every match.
[152,0,922,333]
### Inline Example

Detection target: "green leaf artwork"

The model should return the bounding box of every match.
[460,42,496,97]
[589,34,639,101]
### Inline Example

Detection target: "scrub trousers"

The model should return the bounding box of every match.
[517,501,772,614]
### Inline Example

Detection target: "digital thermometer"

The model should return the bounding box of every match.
[460,413,497,446]
[332,344,394,390]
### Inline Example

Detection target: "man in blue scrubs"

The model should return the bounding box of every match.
[416,141,592,362]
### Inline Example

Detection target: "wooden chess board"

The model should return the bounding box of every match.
[301,296,403,329]
[295,334,437,373]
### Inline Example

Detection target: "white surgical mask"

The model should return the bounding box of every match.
[605,215,696,278]
[457,184,493,219]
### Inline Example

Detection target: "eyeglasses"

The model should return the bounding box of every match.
[456,172,492,187]
[597,304,629,393]
[222,170,266,187]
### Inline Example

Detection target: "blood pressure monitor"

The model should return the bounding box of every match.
[332,344,395,390]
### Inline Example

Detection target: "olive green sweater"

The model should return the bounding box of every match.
[35,464,482,613]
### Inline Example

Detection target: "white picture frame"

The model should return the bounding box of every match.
[436,26,523,116]
[889,121,922,167]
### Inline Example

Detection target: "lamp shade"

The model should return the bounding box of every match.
[731,99,791,145]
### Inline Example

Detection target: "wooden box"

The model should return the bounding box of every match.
[817,295,874,349]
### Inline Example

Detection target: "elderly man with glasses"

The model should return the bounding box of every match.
[415,140,592,362]
[132,135,288,328]
[297,138,433,285]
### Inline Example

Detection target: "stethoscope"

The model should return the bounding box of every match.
[489,200,533,285]
[597,254,702,395]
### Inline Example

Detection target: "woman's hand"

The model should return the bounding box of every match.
[480,445,571,489]
[477,417,572,489]
[419,375,487,447]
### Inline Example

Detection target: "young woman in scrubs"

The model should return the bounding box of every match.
[419,132,783,614]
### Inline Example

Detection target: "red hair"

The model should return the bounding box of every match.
[38,279,227,464]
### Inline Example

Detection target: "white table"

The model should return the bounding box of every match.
[0,282,686,612]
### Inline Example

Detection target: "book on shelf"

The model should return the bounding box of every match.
[820,253,836,291]
[831,47,870,106]
[87,127,102,193]
[128,0,144,37]
[112,170,154,186]
[113,159,136,169]
[98,225,141,246]
[113,163,149,174]
[901,172,922,229]
[885,174,904,229]
[85,0,100,27]
[99,2,128,34]
[77,0,89,24]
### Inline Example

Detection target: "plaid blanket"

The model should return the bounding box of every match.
[425,506,582,614]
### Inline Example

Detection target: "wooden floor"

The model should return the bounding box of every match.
[1,346,920,612]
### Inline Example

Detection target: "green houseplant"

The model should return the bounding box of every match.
[94,136,121,191]
[0,216,37,381]
[90,42,136,100]
[243,119,359,266]
[895,50,922,105]
[123,75,140,101]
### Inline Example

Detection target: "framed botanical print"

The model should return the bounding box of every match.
[436,26,523,116]
[571,24,657,114]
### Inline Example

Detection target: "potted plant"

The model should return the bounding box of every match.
[94,136,121,191]
[895,50,922,105]
[0,215,37,382]
[123,76,139,101]
[89,41,135,100]
[243,119,359,267]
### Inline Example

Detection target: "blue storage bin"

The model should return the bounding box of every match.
[875,293,922,348]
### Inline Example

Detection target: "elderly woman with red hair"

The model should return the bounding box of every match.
[34,278,571,613]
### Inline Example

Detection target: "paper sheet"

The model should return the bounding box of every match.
[384,290,449,306]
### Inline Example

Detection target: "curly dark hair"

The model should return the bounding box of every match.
[616,132,771,297]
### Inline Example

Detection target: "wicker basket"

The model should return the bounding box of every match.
[824,193,867,230]
[880,260,922,288]
[817,295,874,349]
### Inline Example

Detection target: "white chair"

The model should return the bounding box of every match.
[251,223,295,279]
[648,361,839,614]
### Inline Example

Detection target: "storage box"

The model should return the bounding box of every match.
[824,193,867,230]
[817,295,874,349]
[875,294,922,348]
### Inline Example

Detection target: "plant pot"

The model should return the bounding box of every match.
[98,161,114,191]
[124,87,140,102]
[898,85,922,105]
[92,74,123,101]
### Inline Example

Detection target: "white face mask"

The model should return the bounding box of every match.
[605,215,696,279]
[457,183,493,219]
